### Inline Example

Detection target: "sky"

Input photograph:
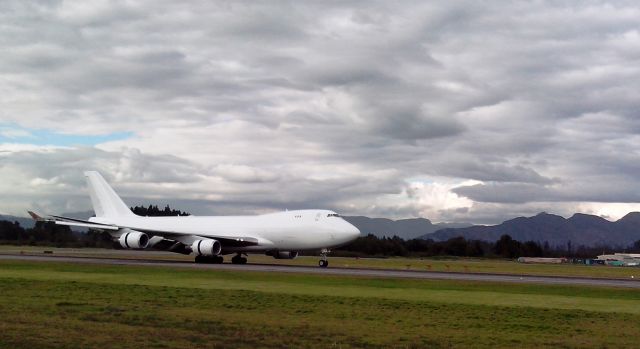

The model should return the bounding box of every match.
[1,1,640,224]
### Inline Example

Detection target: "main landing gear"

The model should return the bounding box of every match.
[194,254,248,264]
[318,248,330,268]
[195,255,224,264]
[231,253,248,264]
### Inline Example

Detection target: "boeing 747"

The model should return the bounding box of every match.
[29,171,360,267]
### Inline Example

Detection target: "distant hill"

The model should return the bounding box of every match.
[343,216,472,240]
[0,215,35,229]
[428,212,640,247]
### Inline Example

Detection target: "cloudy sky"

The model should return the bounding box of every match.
[1,1,640,224]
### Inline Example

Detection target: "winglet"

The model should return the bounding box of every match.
[27,211,43,221]
[27,211,54,222]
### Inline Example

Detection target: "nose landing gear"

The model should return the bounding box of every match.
[318,248,330,268]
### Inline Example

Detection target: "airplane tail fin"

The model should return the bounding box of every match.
[84,171,135,218]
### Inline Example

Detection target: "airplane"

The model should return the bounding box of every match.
[28,171,360,267]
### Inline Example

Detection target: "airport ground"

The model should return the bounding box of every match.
[0,248,639,348]
[2,245,640,280]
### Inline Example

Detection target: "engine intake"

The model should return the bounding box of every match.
[118,230,149,249]
[192,239,222,257]
[271,251,299,259]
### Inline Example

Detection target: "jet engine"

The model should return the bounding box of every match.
[191,239,222,257]
[118,230,149,249]
[271,251,299,259]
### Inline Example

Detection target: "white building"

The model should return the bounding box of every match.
[596,253,640,266]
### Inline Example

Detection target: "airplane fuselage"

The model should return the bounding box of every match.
[90,209,359,252]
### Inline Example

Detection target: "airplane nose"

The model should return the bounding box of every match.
[345,222,360,240]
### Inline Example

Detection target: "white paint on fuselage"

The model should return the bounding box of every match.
[90,209,360,252]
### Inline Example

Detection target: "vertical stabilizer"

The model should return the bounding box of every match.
[84,171,134,218]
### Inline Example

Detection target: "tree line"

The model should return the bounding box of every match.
[0,220,112,248]
[335,234,640,259]
[130,205,190,216]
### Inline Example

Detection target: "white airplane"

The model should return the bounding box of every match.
[29,171,360,267]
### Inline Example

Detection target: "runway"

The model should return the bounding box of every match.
[2,254,640,288]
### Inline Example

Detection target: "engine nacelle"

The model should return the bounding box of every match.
[191,239,222,257]
[118,230,149,249]
[271,251,299,259]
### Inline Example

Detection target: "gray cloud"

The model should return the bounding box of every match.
[453,183,555,204]
[2,1,640,223]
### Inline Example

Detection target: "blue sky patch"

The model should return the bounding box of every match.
[0,124,132,146]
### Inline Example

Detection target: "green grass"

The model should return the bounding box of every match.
[0,260,639,348]
[1,245,639,280]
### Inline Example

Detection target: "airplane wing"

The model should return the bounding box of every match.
[27,211,260,248]
[28,211,119,230]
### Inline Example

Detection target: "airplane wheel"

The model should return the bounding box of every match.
[196,256,220,264]
[319,260,328,268]
[232,254,248,264]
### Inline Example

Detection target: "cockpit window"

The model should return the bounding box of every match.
[327,213,340,217]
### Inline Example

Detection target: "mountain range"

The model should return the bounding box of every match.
[343,216,472,240]
[427,212,640,247]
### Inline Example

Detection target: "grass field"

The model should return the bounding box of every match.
[1,259,639,348]
[1,245,639,280]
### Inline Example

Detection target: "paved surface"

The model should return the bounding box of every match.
[2,254,640,288]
